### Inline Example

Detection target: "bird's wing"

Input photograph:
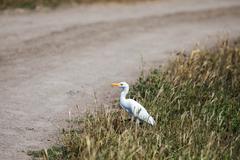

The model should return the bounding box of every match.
[120,103,131,114]
[128,99,155,125]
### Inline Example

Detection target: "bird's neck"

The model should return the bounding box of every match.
[120,87,129,102]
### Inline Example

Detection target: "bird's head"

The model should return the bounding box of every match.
[112,82,129,91]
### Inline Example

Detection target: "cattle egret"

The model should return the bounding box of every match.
[112,82,156,126]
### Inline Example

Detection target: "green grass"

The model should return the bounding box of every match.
[0,0,153,10]
[29,39,240,159]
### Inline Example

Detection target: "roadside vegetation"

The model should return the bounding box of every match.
[29,39,240,159]
[0,0,152,10]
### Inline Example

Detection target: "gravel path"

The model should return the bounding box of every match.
[1,0,240,159]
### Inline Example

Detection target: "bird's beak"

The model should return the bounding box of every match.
[112,83,120,87]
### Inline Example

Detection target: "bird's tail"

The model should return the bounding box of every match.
[148,116,156,126]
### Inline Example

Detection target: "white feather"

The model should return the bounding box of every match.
[113,82,156,126]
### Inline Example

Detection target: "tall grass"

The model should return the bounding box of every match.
[29,39,240,159]
[0,0,151,9]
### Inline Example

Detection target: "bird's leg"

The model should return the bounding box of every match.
[131,116,135,122]
[136,119,140,125]
[124,115,133,122]
[135,119,144,126]
[127,114,131,120]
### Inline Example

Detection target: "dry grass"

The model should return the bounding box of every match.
[29,39,240,159]
[0,0,153,9]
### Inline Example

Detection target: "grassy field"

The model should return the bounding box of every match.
[29,39,240,159]
[0,0,151,9]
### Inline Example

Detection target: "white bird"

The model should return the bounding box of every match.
[112,82,156,126]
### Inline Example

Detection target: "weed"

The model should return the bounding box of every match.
[31,39,240,159]
[0,0,154,10]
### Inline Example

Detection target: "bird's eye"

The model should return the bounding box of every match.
[120,84,123,86]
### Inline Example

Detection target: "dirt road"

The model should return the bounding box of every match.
[1,0,240,159]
